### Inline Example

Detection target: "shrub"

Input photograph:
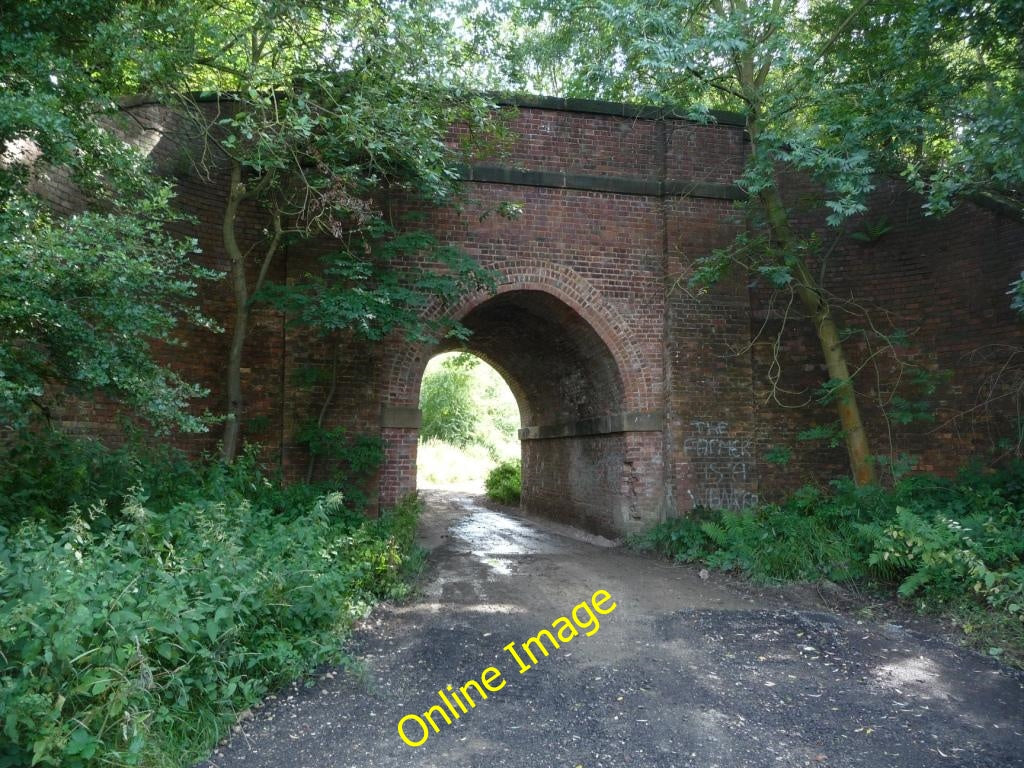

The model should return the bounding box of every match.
[0,432,422,767]
[0,428,200,528]
[634,484,883,583]
[863,473,1024,620]
[485,459,521,505]
[293,423,385,511]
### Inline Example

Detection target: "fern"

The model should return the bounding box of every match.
[700,520,730,548]
[632,463,1024,622]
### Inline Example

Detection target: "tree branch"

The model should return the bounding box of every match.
[249,206,283,304]
[812,0,874,67]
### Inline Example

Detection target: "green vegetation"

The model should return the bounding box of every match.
[151,0,501,463]
[0,433,422,767]
[420,353,519,455]
[2,6,502,763]
[485,459,523,505]
[417,353,520,492]
[0,0,216,432]
[421,353,488,449]
[634,465,1024,664]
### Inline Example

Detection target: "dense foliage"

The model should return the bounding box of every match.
[0,431,198,528]
[485,459,522,505]
[497,0,1024,215]
[2,0,504,457]
[0,435,421,768]
[420,353,519,456]
[635,464,1024,656]
[421,354,483,448]
[0,199,217,432]
[0,0,217,431]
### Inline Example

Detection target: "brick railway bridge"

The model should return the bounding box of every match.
[77,96,1024,536]
[375,98,752,535]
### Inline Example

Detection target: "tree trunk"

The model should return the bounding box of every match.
[760,185,877,486]
[793,262,877,485]
[734,34,877,486]
[221,161,247,463]
[306,344,340,484]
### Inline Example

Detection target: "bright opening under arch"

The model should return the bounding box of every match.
[393,288,659,535]
[416,351,521,493]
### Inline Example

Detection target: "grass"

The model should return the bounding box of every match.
[949,601,1024,667]
[417,437,519,493]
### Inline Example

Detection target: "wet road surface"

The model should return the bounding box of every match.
[200,491,1024,768]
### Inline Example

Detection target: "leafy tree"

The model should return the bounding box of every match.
[497,0,1024,484]
[419,352,520,455]
[121,0,501,462]
[421,353,485,448]
[3,0,501,457]
[0,0,215,431]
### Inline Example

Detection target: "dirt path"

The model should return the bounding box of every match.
[200,491,1024,768]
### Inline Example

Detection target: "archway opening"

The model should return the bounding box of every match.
[417,351,521,493]
[408,289,637,534]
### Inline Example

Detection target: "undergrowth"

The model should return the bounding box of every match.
[0,429,376,529]
[0,431,422,767]
[633,464,1024,664]
[485,458,521,505]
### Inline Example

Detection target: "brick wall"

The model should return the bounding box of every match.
[752,175,1024,494]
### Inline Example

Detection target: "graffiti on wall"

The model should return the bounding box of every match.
[683,420,758,510]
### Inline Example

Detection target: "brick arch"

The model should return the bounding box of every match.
[378,261,665,535]
[382,260,651,413]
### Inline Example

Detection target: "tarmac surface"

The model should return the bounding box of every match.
[199,490,1024,768]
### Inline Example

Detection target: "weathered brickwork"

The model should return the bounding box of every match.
[46,97,1024,535]
[664,195,759,514]
[490,108,662,178]
[752,175,1024,494]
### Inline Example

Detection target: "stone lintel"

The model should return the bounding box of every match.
[519,411,664,441]
[461,164,745,201]
[491,93,747,127]
[380,405,422,429]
